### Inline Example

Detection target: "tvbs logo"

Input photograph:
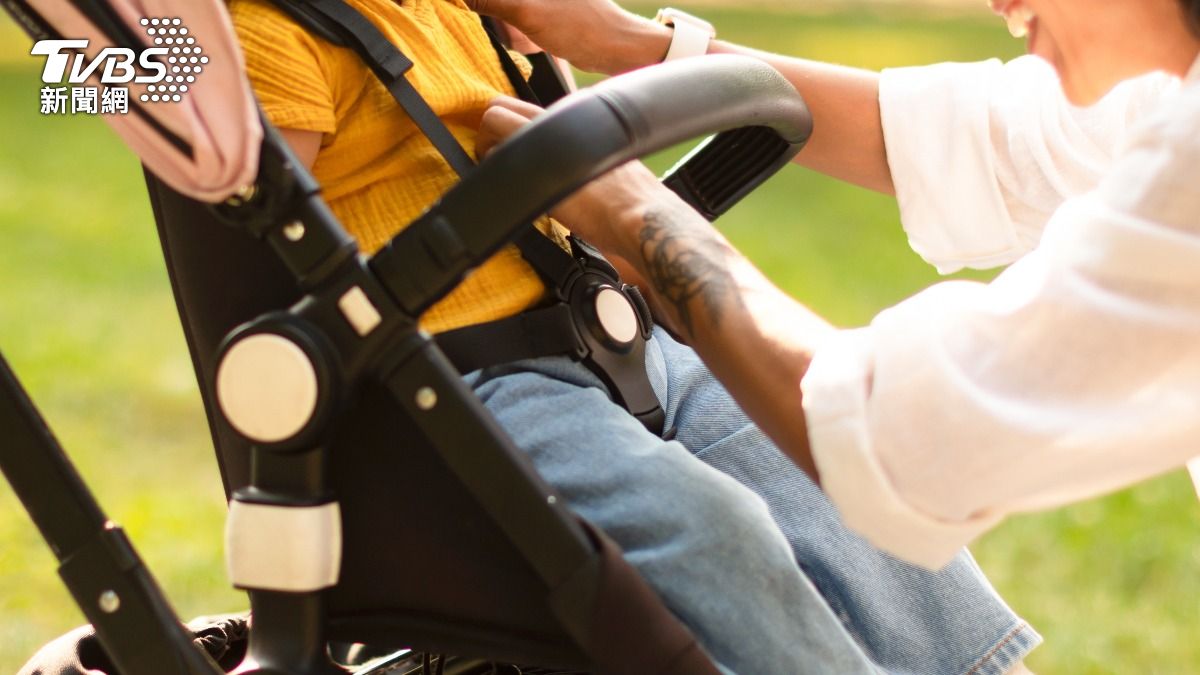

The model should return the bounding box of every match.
[33,39,169,84]
[32,17,207,111]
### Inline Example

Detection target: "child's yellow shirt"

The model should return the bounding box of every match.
[230,0,569,333]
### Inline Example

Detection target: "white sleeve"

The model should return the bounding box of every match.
[802,81,1200,569]
[879,56,1178,273]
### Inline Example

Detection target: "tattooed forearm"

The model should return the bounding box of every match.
[638,208,744,339]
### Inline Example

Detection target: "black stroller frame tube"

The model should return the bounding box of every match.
[231,449,344,675]
[369,55,813,318]
[210,55,811,675]
[0,8,811,662]
[213,126,600,673]
[0,355,225,675]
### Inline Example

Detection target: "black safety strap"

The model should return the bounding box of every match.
[478,23,630,290]
[297,0,477,178]
[436,303,581,373]
[480,17,543,106]
[295,0,574,284]
[477,18,572,107]
[280,0,667,436]
[513,227,580,288]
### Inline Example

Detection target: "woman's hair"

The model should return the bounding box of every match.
[1186,0,1200,36]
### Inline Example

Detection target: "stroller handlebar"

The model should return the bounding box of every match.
[575,53,814,160]
[372,54,813,315]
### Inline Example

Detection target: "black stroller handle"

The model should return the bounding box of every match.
[371,54,813,316]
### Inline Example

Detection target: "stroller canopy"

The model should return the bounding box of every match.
[23,0,261,201]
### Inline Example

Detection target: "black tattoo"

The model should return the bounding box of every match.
[638,208,742,339]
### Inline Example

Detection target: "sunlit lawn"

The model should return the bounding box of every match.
[2,3,1198,673]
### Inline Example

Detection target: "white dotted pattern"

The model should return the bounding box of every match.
[137,17,205,105]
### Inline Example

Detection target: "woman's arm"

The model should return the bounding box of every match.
[480,84,1200,568]
[466,0,893,193]
[467,0,1178,258]
[707,43,891,193]
[608,182,836,480]
[478,97,832,476]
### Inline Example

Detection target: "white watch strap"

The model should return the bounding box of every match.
[657,9,714,62]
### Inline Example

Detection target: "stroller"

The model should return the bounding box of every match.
[0,1,812,673]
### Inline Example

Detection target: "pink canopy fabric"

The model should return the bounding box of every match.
[27,0,262,202]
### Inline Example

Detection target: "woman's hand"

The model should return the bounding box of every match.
[477,96,692,336]
[477,98,829,481]
[476,96,687,260]
[464,0,670,74]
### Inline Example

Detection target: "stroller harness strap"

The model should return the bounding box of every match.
[296,0,478,178]
[275,0,670,436]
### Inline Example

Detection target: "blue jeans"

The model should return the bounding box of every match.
[466,327,1040,675]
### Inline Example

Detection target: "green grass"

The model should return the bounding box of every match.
[2,4,1199,673]
[0,22,243,669]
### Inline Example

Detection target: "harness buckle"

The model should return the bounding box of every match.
[561,243,668,437]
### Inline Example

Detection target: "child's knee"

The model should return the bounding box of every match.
[673,465,781,544]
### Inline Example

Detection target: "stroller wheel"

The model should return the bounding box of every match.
[346,649,586,675]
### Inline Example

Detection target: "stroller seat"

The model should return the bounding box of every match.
[148,175,648,668]
[2,1,813,673]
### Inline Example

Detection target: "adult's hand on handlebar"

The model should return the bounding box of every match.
[464,0,671,74]
[477,96,689,260]
[474,96,543,159]
[477,96,696,338]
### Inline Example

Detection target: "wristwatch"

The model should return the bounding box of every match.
[655,7,716,62]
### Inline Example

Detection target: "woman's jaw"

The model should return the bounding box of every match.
[988,1,1063,75]
[990,0,1200,106]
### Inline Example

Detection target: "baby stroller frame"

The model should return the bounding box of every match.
[0,1,813,673]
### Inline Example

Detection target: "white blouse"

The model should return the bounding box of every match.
[801,54,1200,569]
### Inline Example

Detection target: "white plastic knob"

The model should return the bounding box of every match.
[595,287,639,345]
[216,333,319,444]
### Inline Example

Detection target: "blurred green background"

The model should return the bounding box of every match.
[1,2,1198,673]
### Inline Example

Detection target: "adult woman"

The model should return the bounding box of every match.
[472,0,1200,569]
